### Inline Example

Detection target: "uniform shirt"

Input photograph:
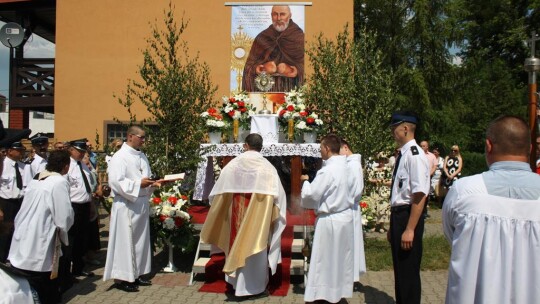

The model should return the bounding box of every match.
[390,139,430,207]
[29,153,47,179]
[0,157,27,199]
[67,157,92,203]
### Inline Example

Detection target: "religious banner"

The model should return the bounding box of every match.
[230,4,306,98]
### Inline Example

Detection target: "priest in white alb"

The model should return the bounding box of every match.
[301,134,354,303]
[443,115,540,304]
[103,125,159,292]
[200,133,286,299]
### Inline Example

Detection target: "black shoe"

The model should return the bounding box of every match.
[73,271,95,277]
[114,281,139,292]
[135,277,152,286]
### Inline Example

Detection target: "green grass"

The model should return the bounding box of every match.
[365,235,451,271]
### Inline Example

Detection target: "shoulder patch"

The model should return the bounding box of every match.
[411,146,419,155]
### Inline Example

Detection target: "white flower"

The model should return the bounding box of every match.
[224,105,233,113]
[315,119,323,126]
[178,210,191,220]
[296,121,307,129]
[163,217,175,230]
[292,112,300,118]
[232,111,241,120]
[297,103,306,111]
[201,112,209,118]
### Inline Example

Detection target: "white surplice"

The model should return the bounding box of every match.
[103,143,153,282]
[346,154,366,282]
[443,175,540,304]
[206,151,287,296]
[0,267,34,304]
[301,155,354,303]
[8,173,74,272]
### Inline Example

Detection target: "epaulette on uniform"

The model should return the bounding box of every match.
[411,146,419,155]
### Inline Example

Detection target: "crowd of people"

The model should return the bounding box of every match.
[2,111,540,304]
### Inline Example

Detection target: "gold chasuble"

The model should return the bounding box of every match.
[200,192,281,275]
[199,150,287,278]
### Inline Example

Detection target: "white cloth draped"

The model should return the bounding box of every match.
[9,174,74,272]
[0,267,34,304]
[209,150,286,296]
[301,155,354,302]
[250,114,279,143]
[443,175,540,304]
[103,143,153,282]
[346,154,366,282]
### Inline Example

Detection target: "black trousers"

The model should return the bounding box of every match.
[0,197,22,262]
[12,266,60,304]
[68,202,90,274]
[390,205,425,304]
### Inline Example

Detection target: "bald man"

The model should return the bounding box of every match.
[443,115,540,303]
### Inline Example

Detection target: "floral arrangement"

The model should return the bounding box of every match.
[149,180,196,251]
[277,87,306,124]
[201,107,228,133]
[220,91,256,130]
[361,159,392,232]
[295,111,324,133]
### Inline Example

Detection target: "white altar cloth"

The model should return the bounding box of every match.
[193,143,320,201]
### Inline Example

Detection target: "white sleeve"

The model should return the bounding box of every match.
[108,156,141,202]
[50,179,75,245]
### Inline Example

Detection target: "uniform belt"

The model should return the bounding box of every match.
[391,204,411,212]
[71,201,91,204]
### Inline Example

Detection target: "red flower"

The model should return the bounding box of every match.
[152,197,162,205]
[299,111,308,117]
[228,110,235,118]
[279,109,286,117]
[306,117,316,125]
[168,196,178,205]
[287,105,295,111]
[360,202,368,209]
[240,107,247,113]
[159,214,168,222]
[174,217,183,227]
[208,107,217,114]
[181,195,188,201]
[229,97,236,103]
[237,101,245,107]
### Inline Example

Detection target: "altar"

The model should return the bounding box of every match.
[193,143,321,211]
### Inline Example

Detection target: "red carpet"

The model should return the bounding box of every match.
[188,205,315,297]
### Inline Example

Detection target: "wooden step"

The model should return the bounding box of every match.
[292,239,303,253]
[193,257,210,274]
[199,242,211,251]
[290,258,305,275]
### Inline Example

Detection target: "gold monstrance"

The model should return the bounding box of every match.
[255,72,274,114]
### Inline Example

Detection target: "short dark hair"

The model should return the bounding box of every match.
[486,115,530,157]
[321,134,341,154]
[340,137,354,153]
[46,150,71,173]
[245,133,263,152]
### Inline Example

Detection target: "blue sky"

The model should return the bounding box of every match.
[0,21,55,99]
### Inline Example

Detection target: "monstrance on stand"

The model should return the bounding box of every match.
[254,71,274,114]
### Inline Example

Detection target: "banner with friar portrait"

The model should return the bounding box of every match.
[230,4,305,96]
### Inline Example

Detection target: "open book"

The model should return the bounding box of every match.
[160,173,185,182]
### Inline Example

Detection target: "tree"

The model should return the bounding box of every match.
[305,25,395,159]
[116,2,217,184]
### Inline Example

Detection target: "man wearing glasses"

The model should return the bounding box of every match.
[103,125,159,292]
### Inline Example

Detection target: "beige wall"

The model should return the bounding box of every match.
[55,0,353,145]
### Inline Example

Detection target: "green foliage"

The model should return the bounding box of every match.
[460,151,488,177]
[115,2,217,182]
[305,25,395,159]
